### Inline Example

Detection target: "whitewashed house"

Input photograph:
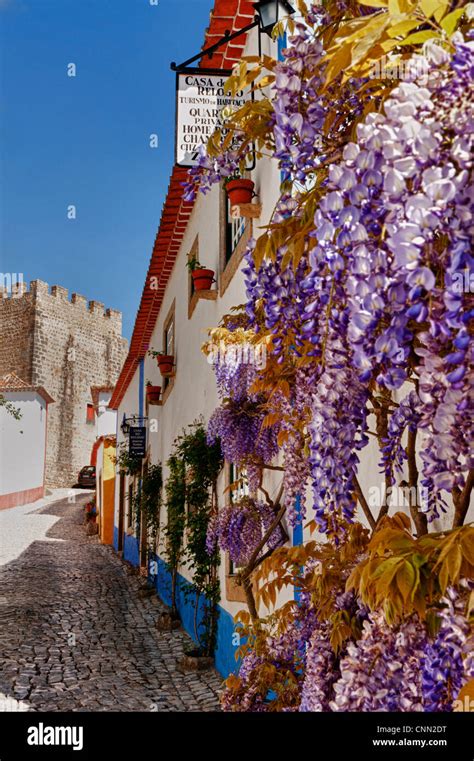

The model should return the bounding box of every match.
[109,3,286,676]
[0,373,54,509]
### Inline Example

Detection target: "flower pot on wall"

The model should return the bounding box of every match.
[192,268,215,291]
[225,179,254,206]
[146,385,161,404]
[156,355,174,377]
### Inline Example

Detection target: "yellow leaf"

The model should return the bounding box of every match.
[349,15,391,68]
[388,18,422,37]
[440,7,465,34]
[396,561,417,604]
[398,30,439,45]
[358,0,388,6]
[420,0,438,16]
[454,680,474,711]
[255,75,275,90]
[420,0,449,21]
[439,562,449,593]
[433,0,449,22]
[445,544,463,584]
[324,43,353,86]
[297,0,309,13]
[253,234,267,271]
[460,529,474,564]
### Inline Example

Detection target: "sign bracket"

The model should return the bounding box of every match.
[170,19,259,72]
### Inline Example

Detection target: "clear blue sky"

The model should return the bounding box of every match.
[0,0,214,339]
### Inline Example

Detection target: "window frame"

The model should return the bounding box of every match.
[219,182,252,297]
[161,299,176,404]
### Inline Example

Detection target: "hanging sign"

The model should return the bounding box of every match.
[129,426,147,458]
[175,68,248,168]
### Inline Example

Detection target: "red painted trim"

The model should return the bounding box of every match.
[109,2,255,411]
[90,437,103,467]
[0,485,45,510]
[42,403,49,495]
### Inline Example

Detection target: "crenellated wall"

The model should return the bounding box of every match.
[0,280,128,487]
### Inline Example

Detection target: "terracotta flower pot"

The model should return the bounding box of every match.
[156,355,174,376]
[146,385,161,404]
[192,268,215,291]
[225,179,255,206]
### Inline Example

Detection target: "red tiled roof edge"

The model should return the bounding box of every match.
[0,372,55,405]
[109,1,255,410]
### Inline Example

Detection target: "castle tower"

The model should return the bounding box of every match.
[0,280,128,487]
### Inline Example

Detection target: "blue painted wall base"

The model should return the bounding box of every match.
[149,554,238,678]
[123,533,139,567]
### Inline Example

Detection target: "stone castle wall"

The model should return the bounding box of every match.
[0,280,128,487]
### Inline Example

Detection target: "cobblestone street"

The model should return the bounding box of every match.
[0,494,222,712]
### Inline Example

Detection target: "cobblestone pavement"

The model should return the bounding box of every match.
[0,494,222,712]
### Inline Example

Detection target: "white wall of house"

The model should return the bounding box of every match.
[114,367,142,535]
[96,439,104,513]
[0,391,48,497]
[97,391,116,438]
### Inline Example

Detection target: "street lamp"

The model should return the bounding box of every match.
[120,414,148,436]
[253,1,296,36]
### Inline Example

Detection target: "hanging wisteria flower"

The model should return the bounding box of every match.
[330,611,427,712]
[206,496,286,566]
[207,398,280,477]
[422,586,474,712]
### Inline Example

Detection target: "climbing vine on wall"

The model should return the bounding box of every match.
[114,442,143,477]
[131,463,163,552]
[163,454,186,617]
[163,421,224,657]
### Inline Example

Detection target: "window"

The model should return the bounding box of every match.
[188,236,199,303]
[162,300,176,402]
[219,184,252,297]
[86,403,95,424]
[226,202,246,265]
[164,317,174,358]
[229,462,249,503]
[227,463,250,582]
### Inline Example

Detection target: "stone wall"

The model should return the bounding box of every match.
[0,280,128,487]
[0,283,35,382]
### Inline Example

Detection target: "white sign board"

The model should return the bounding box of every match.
[175,70,247,167]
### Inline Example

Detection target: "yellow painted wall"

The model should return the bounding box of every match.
[100,439,116,546]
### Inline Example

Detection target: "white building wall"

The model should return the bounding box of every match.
[96,439,104,513]
[97,391,116,438]
[114,367,142,535]
[0,391,47,496]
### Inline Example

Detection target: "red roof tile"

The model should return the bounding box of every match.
[0,373,55,405]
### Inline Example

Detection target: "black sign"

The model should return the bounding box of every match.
[129,426,146,458]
